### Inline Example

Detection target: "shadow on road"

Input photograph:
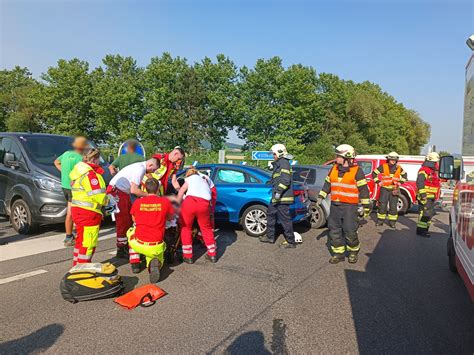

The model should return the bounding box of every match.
[225,331,271,355]
[0,323,64,353]
[345,213,474,354]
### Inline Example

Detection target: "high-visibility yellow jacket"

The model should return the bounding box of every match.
[70,162,108,214]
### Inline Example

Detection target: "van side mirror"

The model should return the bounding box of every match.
[4,152,23,169]
[108,154,114,164]
[439,155,455,180]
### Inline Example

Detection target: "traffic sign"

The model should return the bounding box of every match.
[251,151,274,160]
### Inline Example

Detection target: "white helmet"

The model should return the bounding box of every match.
[386,151,399,161]
[335,144,356,159]
[271,144,288,159]
[426,152,440,162]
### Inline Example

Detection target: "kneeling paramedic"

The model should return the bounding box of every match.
[177,167,218,264]
[69,148,108,266]
[416,152,441,238]
[372,152,407,228]
[318,144,370,264]
[128,178,174,282]
[107,158,159,272]
[259,144,296,248]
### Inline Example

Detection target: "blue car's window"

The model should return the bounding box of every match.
[248,174,260,183]
[216,169,246,183]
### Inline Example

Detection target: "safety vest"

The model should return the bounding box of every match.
[329,165,360,204]
[381,163,401,188]
[70,162,108,214]
[418,166,440,198]
[141,172,165,196]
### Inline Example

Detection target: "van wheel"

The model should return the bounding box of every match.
[397,193,409,215]
[241,205,267,237]
[447,235,457,273]
[10,199,38,235]
[309,202,326,229]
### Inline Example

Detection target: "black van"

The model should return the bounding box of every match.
[0,133,111,234]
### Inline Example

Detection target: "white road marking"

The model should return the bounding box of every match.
[0,229,116,262]
[0,269,48,285]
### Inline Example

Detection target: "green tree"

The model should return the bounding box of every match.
[40,59,93,137]
[0,67,42,132]
[90,55,145,146]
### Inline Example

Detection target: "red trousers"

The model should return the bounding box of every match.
[180,196,216,258]
[108,187,140,264]
[71,207,102,266]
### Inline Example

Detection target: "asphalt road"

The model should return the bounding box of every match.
[0,211,473,354]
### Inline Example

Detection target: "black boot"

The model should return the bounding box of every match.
[376,219,384,226]
[205,254,217,263]
[116,246,129,259]
[348,252,359,264]
[148,258,161,284]
[183,257,194,264]
[279,240,296,249]
[388,221,396,229]
[259,235,275,244]
[416,227,431,238]
[131,263,141,274]
[329,254,345,264]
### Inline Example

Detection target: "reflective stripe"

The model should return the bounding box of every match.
[77,254,92,261]
[87,188,106,196]
[356,179,367,187]
[273,172,281,178]
[377,213,386,220]
[388,214,398,221]
[360,198,370,205]
[72,200,95,208]
[319,191,328,198]
[207,244,216,249]
[278,183,287,189]
[280,169,291,174]
[331,246,345,254]
[346,244,360,252]
[332,191,359,198]
[331,182,359,189]
[272,196,295,203]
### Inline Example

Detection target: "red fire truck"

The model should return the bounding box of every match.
[325,154,425,213]
[441,155,474,302]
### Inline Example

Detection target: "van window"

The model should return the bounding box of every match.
[0,137,8,164]
[19,135,74,165]
[8,139,25,163]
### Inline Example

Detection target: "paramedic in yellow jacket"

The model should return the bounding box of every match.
[70,148,108,265]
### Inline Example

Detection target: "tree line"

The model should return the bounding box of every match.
[0,53,430,163]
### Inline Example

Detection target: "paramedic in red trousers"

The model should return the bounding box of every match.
[416,152,441,238]
[152,146,185,194]
[177,167,218,264]
[259,144,297,248]
[372,152,408,229]
[318,144,371,264]
[107,158,159,272]
[69,148,108,265]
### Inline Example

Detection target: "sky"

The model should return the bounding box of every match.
[1,0,472,153]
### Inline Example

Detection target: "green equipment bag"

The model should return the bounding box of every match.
[60,262,124,303]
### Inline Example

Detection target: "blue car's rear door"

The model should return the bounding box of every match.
[213,167,270,223]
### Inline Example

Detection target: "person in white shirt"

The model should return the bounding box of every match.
[107,158,159,272]
[177,168,217,264]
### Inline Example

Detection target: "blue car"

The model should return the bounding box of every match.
[176,164,311,237]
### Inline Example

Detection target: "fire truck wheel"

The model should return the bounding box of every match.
[397,194,409,215]
[447,235,457,273]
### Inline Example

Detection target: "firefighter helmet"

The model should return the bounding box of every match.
[426,152,440,162]
[270,144,288,159]
[335,144,356,159]
[386,151,400,161]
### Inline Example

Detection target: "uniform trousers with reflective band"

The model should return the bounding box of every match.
[417,198,435,232]
[328,203,360,255]
[180,196,216,258]
[377,187,399,222]
[267,203,295,243]
[127,228,166,268]
[111,189,140,264]
[71,207,102,266]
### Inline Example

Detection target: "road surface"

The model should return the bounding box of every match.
[0,211,473,354]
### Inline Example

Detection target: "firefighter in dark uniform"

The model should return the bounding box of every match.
[318,144,371,264]
[372,152,408,228]
[259,144,296,249]
[416,152,441,238]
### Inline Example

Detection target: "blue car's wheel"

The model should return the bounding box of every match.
[241,205,268,237]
